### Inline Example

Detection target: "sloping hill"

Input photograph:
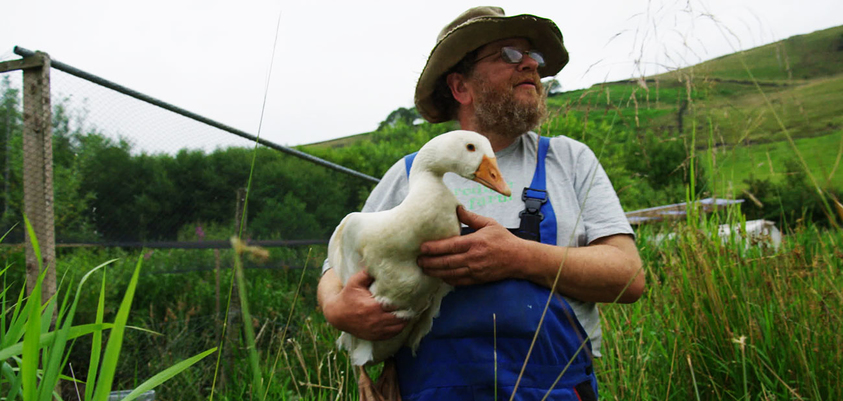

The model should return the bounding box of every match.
[671,25,843,83]
[307,25,843,150]
[549,25,843,146]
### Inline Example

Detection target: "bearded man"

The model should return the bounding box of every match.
[318,6,645,401]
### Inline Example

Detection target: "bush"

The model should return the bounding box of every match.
[742,159,841,228]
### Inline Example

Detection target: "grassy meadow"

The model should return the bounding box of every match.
[3,210,841,400]
[706,131,842,194]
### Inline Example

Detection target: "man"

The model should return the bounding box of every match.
[318,6,645,400]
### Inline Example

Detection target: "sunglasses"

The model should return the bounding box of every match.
[475,46,546,68]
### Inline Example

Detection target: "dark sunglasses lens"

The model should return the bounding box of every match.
[500,47,523,64]
[529,51,546,67]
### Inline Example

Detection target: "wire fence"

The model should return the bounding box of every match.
[0,47,376,250]
[0,46,358,398]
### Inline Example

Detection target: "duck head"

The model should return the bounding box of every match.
[414,130,512,197]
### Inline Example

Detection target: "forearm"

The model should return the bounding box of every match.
[514,235,645,303]
[317,267,408,341]
[317,268,343,317]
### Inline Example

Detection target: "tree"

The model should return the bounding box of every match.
[1,76,21,227]
[542,78,563,96]
[377,107,421,130]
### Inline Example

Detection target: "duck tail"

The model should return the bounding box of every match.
[338,332,374,366]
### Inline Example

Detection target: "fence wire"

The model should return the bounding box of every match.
[1,50,374,247]
[2,46,355,395]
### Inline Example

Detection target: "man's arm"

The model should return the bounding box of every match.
[317,268,409,340]
[417,206,645,303]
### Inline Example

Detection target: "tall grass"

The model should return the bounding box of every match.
[598,215,842,399]
[0,219,215,401]
[4,216,838,399]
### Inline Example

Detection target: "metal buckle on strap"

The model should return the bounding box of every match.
[520,187,547,220]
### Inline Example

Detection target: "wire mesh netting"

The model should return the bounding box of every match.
[0,50,373,247]
[0,48,364,400]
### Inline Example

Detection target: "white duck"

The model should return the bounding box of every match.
[328,130,512,368]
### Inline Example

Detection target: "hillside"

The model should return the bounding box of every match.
[550,25,843,144]
[308,25,843,149]
[303,25,843,204]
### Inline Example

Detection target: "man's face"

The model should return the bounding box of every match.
[464,38,547,138]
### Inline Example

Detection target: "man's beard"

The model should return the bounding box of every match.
[471,75,547,139]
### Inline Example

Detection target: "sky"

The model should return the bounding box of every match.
[2,0,842,150]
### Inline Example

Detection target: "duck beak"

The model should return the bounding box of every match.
[472,155,512,197]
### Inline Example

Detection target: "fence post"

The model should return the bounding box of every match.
[21,51,56,311]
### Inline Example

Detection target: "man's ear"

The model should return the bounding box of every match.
[446,72,472,105]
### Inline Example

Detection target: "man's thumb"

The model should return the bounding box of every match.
[348,269,374,288]
[457,205,492,229]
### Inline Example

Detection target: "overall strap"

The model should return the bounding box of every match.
[396,136,597,400]
[518,136,557,245]
[404,136,556,245]
[404,152,418,177]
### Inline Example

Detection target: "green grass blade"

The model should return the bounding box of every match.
[0,223,16,243]
[38,260,114,401]
[86,268,108,401]
[2,361,23,400]
[0,323,115,361]
[23,216,42,272]
[21,216,43,401]
[21,292,40,401]
[91,255,144,401]
[231,240,265,400]
[117,347,217,401]
[4,282,29,348]
[38,299,55,335]
[2,271,10,346]
[53,270,74,332]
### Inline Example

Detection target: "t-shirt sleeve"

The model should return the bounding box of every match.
[361,160,410,213]
[573,146,634,244]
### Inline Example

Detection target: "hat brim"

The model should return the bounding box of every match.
[415,14,569,123]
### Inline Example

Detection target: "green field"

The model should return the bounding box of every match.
[706,130,842,194]
[3,214,841,400]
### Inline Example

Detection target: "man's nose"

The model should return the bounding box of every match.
[517,54,540,71]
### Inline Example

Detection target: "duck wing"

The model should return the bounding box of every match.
[328,212,367,285]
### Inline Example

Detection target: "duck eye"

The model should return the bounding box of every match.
[466,144,476,152]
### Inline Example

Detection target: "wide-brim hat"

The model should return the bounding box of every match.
[415,6,569,123]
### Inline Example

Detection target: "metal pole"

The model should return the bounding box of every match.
[13,46,380,184]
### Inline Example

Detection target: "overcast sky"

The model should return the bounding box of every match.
[2,0,842,150]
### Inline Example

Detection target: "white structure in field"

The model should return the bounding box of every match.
[717,219,782,250]
[627,198,782,250]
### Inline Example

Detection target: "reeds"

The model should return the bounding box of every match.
[598,213,842,399]
[1,218,215,401]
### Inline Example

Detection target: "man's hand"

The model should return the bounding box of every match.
[417,206,525,286]
[319,269,408,341]
[417,206,645,303]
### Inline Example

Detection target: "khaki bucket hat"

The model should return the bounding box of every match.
[415,6,569,123]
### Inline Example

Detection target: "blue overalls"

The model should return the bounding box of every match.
[395,137,599,400]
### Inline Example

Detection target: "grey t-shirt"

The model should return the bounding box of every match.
[326,131,633,356]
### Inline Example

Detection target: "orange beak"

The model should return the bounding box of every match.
[472,155,512,197]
